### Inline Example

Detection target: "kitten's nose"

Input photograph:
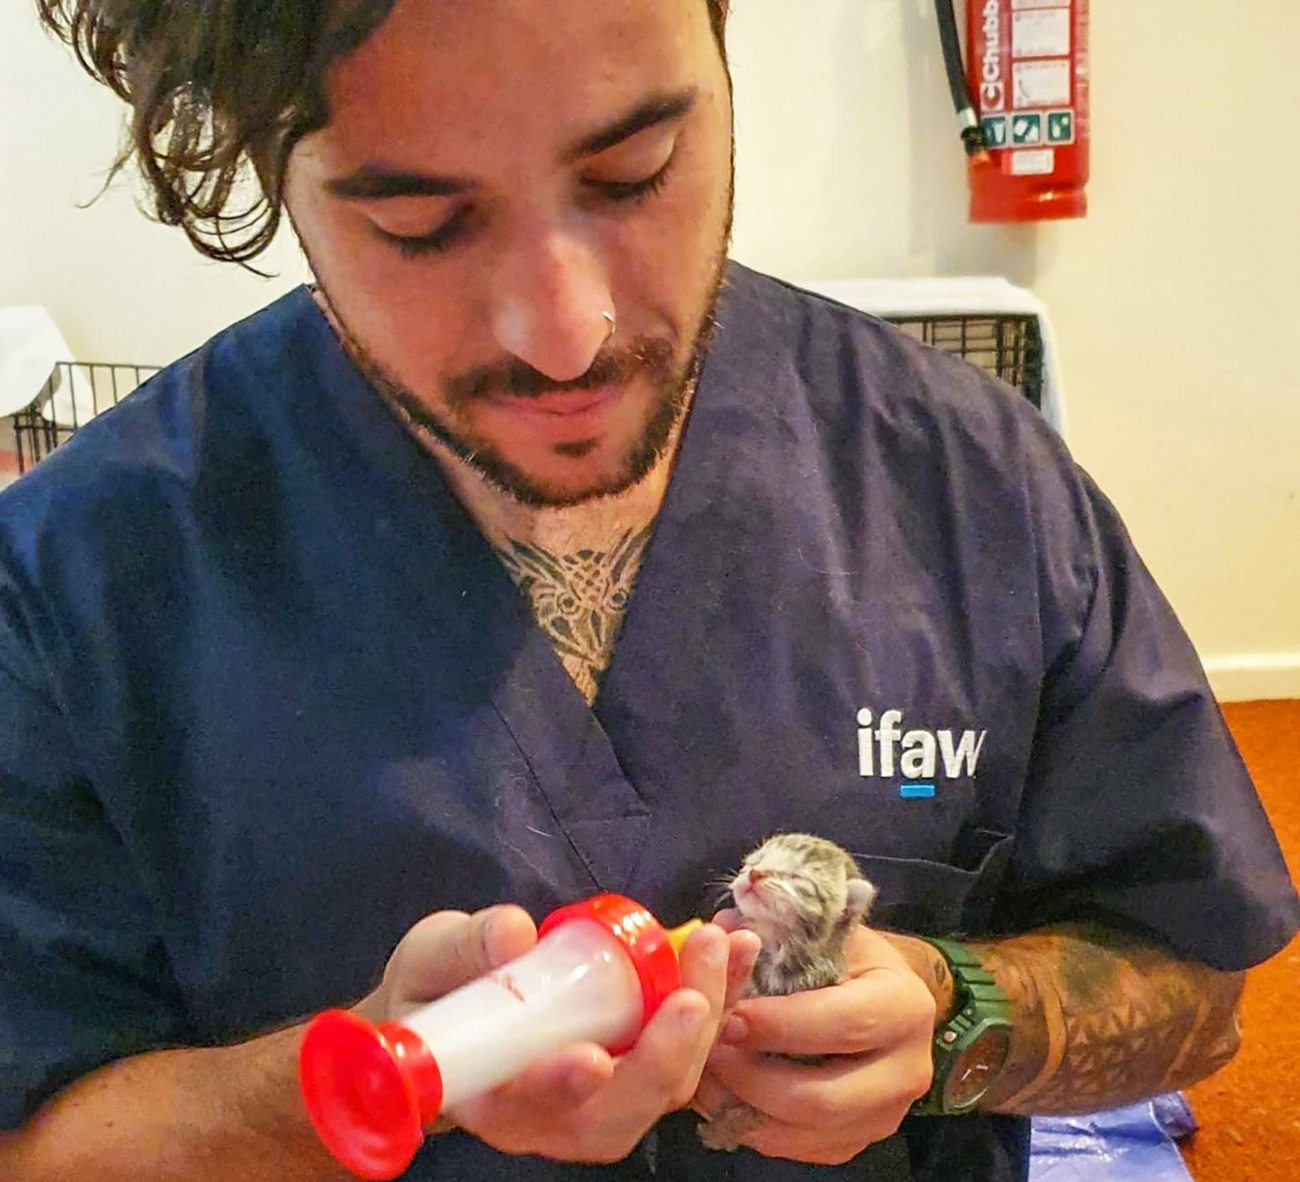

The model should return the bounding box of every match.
[747,869,767,884]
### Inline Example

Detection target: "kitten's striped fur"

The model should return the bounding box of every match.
[731,832,877,996]
[698,833,877,1151]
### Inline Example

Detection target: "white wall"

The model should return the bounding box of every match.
[3,0,1298,698]
[0,3,310,364]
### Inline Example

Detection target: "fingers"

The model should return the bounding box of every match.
[723,971,933,1057]
[676,922,759,1027]
[692,1065,739,1120]
[709,1042,875,1111]
[722,929,935,1057]
[722,929,761,1009]
[711,907,743,932]
[697,1051,920,1163]
[462,1040,616,1119]
[613,922,728,1108]
[703,911,760,1008]
[510,1042,616,1101]
[728,1111,879,1167]
[385,904,538,1012]
[478,904,540,967]
[706,1043,928,1147]
[693,926,936,1160]
[614,987,715,1115]
[459,927,734,1162]
[586,924,750,1131]
[575,922,735,1115]
[678,921,732,1005]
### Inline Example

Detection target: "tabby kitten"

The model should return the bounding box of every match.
[698,833,877,1151]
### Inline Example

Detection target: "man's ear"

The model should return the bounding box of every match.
[845,878,877,921]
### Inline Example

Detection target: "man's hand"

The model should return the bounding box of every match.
[363,904,761,1164]
[694,922,936,1165]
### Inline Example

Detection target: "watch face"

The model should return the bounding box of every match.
[944,1026,1012,1111]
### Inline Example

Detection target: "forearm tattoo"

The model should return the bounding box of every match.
[969,925,1244,1115]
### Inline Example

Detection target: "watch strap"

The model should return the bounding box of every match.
[910,936,1013,1117]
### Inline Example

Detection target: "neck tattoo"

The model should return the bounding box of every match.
[406,413,684,706]
[494,525,653,703]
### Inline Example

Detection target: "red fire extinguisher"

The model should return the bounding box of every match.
[935,1,1089,223]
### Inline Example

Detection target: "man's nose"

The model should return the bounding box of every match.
[490,226,613,382]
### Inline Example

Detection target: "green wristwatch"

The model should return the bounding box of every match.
[910,937,1014,1117]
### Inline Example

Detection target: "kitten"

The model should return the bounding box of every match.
[698,833,877,1152]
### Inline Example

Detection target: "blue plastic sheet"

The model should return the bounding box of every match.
[1029,1093,1197,1182]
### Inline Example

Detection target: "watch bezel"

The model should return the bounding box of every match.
[910,937,1014,1118]
[940,1018,1013,1112]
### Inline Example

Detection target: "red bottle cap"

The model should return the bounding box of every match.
[537,893,683,1053]
[298,895,684,1176]
[298,1009,443,1180]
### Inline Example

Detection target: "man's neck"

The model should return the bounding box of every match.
[312,285,690,701]
[425,411,691,704]
[427,425,683,557]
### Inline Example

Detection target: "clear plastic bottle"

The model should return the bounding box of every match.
[299,894,702,1180]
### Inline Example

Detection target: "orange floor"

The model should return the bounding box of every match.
[1180,700,1300,1182]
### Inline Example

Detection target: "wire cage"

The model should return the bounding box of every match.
[889,313,1044,410]
[7,312,1044,474]
[11,361,161,474]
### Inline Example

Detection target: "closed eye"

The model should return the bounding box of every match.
[374,207,472,259]
[585,152,677,206]
[375,162,673,262]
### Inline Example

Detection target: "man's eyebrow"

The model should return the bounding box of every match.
[325,167,474,201]
[563,88,699,162]
[324,88,699,200]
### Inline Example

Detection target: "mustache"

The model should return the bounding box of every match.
[446,336,676,404]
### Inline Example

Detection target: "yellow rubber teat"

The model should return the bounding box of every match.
[665,919,704,956]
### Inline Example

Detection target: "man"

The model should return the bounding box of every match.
[2,1,1296,1179]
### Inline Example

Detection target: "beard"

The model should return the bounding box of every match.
[340,315,711,509]
[314,183,733,509]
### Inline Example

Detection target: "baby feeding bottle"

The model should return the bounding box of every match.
[299,894,703,1179]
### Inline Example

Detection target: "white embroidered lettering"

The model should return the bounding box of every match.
[857,709,875,777]
[938,729,987,778]
[876,709,904,779]
[855,709,987,785]
[900,731,937,779]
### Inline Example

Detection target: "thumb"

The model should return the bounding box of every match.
[386,905,538,1011]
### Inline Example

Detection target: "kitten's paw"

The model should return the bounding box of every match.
[697,1102,763,1152]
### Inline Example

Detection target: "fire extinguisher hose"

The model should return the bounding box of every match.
[934,0,990,162]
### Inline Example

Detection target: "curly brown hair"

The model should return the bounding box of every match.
[36,0,730,267]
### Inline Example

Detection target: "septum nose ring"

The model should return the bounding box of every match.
[602,310,616,341]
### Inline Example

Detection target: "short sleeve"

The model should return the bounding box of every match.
[996,464,1300,969]
[0,656,189,1129]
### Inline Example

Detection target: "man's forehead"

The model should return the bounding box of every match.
[319,0,710,155]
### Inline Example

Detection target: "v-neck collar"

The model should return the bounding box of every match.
[276,287,656,892]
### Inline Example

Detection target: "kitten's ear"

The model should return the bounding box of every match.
[844,877,877,920]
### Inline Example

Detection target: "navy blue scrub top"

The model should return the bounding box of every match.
[2,264,1296,1181]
